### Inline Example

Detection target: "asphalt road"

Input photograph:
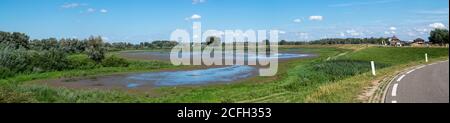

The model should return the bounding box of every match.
[385,61,449,103]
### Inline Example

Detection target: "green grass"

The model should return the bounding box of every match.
[342,47,449,65]
[1,46,448,103]
[304,47,449,102]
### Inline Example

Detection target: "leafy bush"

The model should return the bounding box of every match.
[0,47,71,78]
[33,48,70,71]
[101,55,129,67]
[0,47,35,75]
[67,54,99,69]
[0,66,14,79]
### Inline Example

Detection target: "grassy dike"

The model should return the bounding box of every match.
[1,45,448,103]
[304,47,449,102]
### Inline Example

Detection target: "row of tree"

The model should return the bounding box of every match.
[280,37,390,45]
[0,32,30,49]
[1,31,179,52]
[279,28,449,46]
[0,31,139,79]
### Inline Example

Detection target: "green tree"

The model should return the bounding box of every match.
[86,36,106,63]
[429,29,449,45]
[0,31,30,49]
[11,32,30,49]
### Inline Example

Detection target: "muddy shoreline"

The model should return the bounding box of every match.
[33,50,316,92]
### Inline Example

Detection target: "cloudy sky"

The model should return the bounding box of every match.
[0,0,448,42]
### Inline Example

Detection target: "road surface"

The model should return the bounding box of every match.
[385,61,449,103]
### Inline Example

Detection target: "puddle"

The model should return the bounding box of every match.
[126,83,141,88]
[126,65,256,86]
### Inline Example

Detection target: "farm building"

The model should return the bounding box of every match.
[389,35,404,47]
[411,38,426,47]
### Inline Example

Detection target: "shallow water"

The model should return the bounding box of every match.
[120,53,310,87]
[125,65,256,87]
[123,51,310,61]
[54,52,311,88]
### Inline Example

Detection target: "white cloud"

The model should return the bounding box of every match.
[415,28,428,32]
[346,29,357,34]
[185,14,202,21]
[62,3,108,14]
[384,31,396,35]
[101,36,110,41]
[309,16,323,21]
[429,22,447,29]
[61,3,81,8]
[407,32,417,37]
[192,0,206,4]
[339,32,346,37]
[87,8,96,13]
[279,31,286,34]
[296,32,309,39]
[346,29,363,36]
[414,28,429,34]
[293,19,302,23]
[100,9,108,13]
[389,27,397,30]
[191,14,202,20]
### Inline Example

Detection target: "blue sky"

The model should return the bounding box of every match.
[0,0,448,43]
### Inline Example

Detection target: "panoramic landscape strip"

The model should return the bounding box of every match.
[1,0,448,104]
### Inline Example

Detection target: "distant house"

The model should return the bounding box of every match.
[411,38,426,47]
[389,35,403,47]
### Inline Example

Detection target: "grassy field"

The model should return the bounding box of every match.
[1,45,448,103]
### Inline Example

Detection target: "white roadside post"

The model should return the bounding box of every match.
[371,61,376,76]
[425,53,428,62]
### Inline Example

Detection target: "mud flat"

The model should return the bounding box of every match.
[36,51,314,91]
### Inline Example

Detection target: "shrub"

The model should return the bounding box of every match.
[0,47,71,78]
[283,60,389,92]
[33,48,70,71]
[0,47,35,75]
[312,60,388,82]
[86,36,106,63]
[0,66,14,79]
[101,55,129,67]
[67,54,99,69]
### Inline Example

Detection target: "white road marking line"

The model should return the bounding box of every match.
[392,83,399,97]
[397,75,406,82]
[406,69,415,74]
[417,65,425,69]
[392,100,397,103]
